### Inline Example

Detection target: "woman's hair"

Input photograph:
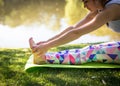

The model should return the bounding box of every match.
[98,0,110,7]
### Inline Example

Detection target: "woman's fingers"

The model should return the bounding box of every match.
[32,47,38,53]
[36,42,42,45]
[36,41,46,45]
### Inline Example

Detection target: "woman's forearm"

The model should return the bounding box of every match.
[46,29,82,49]
[46,26,74,42]
[45,12,95,43]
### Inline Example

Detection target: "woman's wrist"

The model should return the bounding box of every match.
[43,42,52,50]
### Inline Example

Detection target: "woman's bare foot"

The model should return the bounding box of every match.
[29,37,45,64]
[32,53,46,64]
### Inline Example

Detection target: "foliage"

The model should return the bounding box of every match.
[2,0,65,30]
[91,25,120,41]
[0,0,4,7]
[0,0,4,21]
[65,0,88,25]
[0,44,120,86]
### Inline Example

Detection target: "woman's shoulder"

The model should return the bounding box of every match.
[104,4,120,20]
[98,1,120,22]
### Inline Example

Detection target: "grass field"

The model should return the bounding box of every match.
[0,44,120,86]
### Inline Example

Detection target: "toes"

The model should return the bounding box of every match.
[29,37,35,49]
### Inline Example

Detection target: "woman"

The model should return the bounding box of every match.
[29,0,120,64]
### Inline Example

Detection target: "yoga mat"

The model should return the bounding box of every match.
[25,55,120,72]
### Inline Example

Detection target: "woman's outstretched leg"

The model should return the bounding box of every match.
[81,41,120,64]
[29,39,120,64]
[45,49,81,64]
[45,41,120,64]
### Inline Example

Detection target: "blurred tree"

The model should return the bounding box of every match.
[91,25,120,41]
[65,0,88,25]
[2,0,65,31]
[0,0,4,23]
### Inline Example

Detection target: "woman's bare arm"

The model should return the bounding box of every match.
[44,5,118,49]
[43,11,98,43]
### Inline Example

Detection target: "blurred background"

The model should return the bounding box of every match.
[0,0,120,48]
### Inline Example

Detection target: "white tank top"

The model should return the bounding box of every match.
[106,0,120,6]
[106,0,120,32]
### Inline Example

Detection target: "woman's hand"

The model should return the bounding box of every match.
[29,37,48,56]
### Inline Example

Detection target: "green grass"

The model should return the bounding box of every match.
[0,44,120,86]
